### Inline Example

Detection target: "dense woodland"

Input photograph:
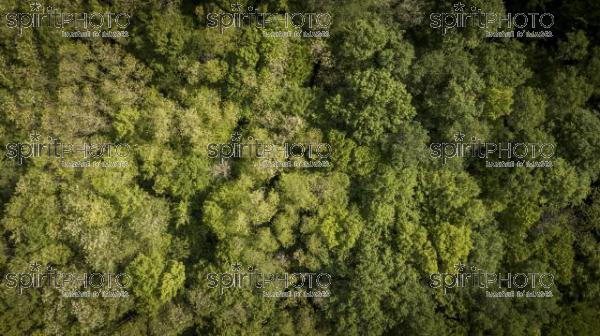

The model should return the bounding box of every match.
[0,0,599,335]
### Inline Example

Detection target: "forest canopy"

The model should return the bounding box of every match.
[0,0,599,335]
